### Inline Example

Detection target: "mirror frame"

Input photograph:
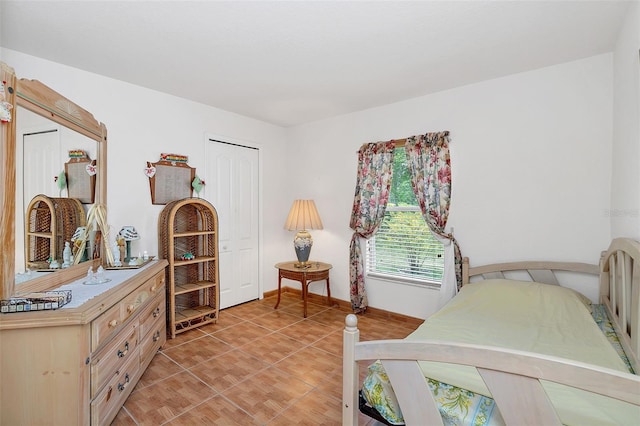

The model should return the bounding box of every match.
[1,62,108,299]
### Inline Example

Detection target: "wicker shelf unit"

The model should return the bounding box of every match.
[25,195,85,270]
[159,198,220,338]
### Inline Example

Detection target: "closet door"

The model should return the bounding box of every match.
[204,139,259,309]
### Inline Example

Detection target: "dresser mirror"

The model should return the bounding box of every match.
[0,62,108,298]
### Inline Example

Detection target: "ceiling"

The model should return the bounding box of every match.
[0,1,632,127]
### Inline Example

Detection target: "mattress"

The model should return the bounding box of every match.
[361,279,637,426]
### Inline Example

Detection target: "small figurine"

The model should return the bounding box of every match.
[180,252,195,261]
[112,239,122,267]
[95,266,105,282]
[62,241,72,268]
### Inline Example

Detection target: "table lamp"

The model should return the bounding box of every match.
[284,200,323,268]
[118,226,140,260]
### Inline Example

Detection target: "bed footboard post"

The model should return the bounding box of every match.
[343,314,359,426]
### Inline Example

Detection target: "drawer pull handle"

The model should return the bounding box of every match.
[150,284,158,292]
[108,319,119,328]
[117,341,129,358]
[117,373,130,392]
[152,307,161,318]
[127,304,135,313]
[153,330,161,342]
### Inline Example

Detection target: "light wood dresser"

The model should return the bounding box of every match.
[0,259,168,425]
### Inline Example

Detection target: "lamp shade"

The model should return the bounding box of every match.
[71,226,87,242]
[118,226,140,241]
[284,200,323,231]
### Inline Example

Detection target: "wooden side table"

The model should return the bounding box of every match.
[274,261,332,317]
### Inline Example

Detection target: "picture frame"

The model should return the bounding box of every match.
[65,157,96,204]
[147,160,195,205]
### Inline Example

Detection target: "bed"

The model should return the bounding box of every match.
[342,237,640,425]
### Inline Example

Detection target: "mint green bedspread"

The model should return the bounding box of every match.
[362,280,636,426]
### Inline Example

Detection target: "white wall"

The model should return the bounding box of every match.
[3,48,620,318]
[611,1,640,239]
[3,48,291,295]
[288,54,614,318]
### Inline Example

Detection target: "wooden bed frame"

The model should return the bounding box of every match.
[343,237,640,425]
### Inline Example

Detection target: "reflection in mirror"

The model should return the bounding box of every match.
[15,107,97,276]
[0,62,108,299]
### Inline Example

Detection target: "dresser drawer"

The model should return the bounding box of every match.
[138,288,165,339]
[121,272,163,323]
[91,302,123,351]
[91,271,165,352]
[140,315,166,367]
[91,348,139,426]
[91,322,139,397]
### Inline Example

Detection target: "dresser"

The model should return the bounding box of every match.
[0,260,168,425]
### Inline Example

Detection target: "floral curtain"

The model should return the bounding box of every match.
[405,132,462,307]
[349,141,396,313]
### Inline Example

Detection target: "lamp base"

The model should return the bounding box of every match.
[293,230,313,267]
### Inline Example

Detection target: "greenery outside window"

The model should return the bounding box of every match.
[366,148,444,286]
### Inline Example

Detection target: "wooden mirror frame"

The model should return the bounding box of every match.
[0,62,108,299]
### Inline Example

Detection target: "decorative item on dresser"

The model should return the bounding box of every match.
[158,197,220,339]
[118,225,140,261]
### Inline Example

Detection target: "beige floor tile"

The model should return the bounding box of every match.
[248,309,304,332]
[311,330,343,357]
[162,334,233,369]
[222,366,314,424]
[198,310,246,333]
[135,352,185,390]
[274,345,341,387]
[123,370,217,425]
[315,370,343,402]
[164,395,262,425]
[110,407,137,425]
[189,348,270,392]
[223,299,275,319]
[278,300,331,317]
[239,331,307,364]
[276,318,336,345]
[267,389,342,425]
[307,308,351,329]
[211,321,274,347]
[113,296,417,425]
[162,326,208,349]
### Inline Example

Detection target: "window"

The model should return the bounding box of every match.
[366,148,444,286]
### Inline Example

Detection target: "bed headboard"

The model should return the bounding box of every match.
[462,258,598,285]
[600,237,640,374]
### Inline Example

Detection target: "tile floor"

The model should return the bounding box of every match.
[111,292,421,425]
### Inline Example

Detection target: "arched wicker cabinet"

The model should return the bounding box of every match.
[158,198,220,338]
[24,194,85,269]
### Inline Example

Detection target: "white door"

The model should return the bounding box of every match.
[204,139,260,309]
